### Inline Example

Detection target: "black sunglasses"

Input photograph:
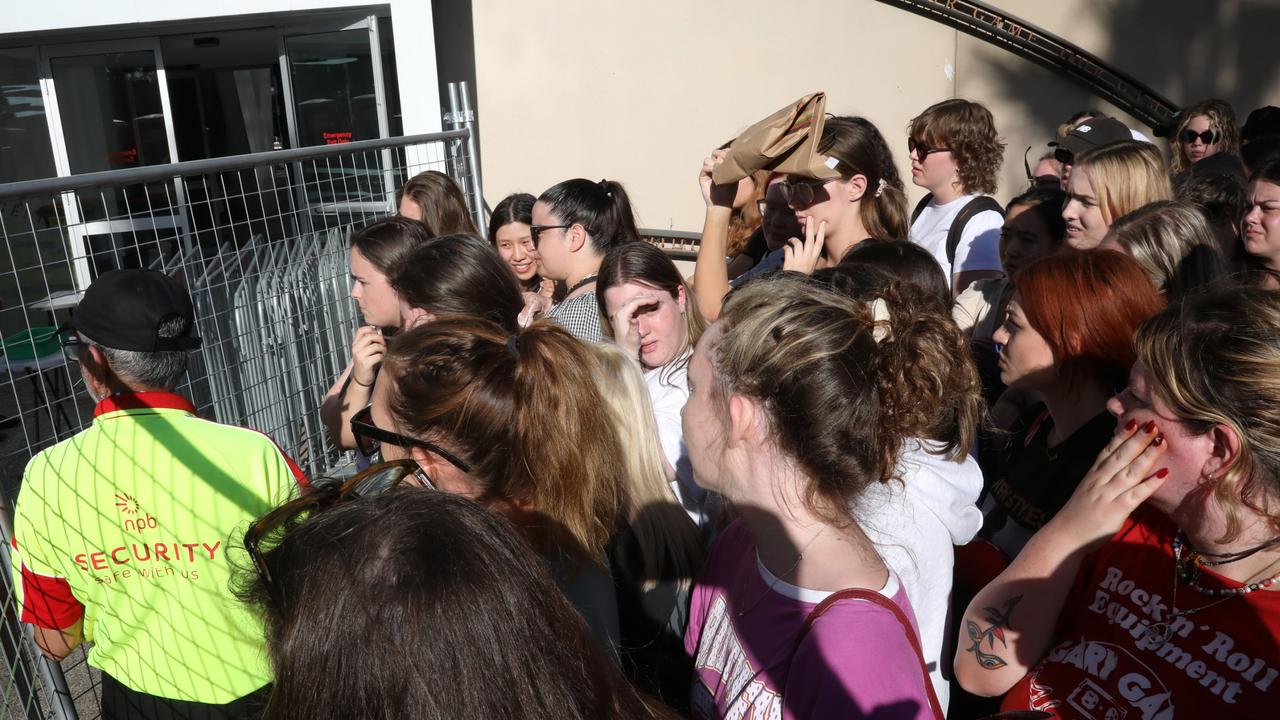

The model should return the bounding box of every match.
[779,178,831,208]
[61,336,91,363]
[1053,147,1074,166]
[528,224,572,248]
[350,405,471,473]
[244,459,430,598]
[908,137,951,163]
[1180,128,1222,145]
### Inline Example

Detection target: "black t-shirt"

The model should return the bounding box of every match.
[976,404,1115,559]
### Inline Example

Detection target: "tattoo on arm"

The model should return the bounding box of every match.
[965,595,1023,670]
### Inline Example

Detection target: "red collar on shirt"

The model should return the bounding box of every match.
[92,391,198,418]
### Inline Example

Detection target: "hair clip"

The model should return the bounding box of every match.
[868,297,892,343]
[874,177,887,198]
[506,335,521,358]
[598,179,613,197]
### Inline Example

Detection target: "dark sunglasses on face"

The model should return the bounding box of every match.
[244,459,431,598]
[61,336,91,363]
[1180,128,1222,145]
[1053,148,1074,166]
[779,178,831,208]
[350,405,472,473]
[908,137,951,163]
[528,224,572,248]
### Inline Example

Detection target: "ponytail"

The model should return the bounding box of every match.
[383,318,622,564]
[539,178,640,254]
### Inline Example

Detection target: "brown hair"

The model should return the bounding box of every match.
[388,234,524,333]
[1170,99,1241,175]
[381,318,622,563]
[713,274,981,524]
[399,170,479,237]
[1104,200,1228,298]
[596,241,706,378]
[1017,250,1165,392]
[348,215,433,275]
[909,98,1006,195]
[818,116,910,241]
[725,170,768,256]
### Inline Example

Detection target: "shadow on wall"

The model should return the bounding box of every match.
[977,1,1280,138]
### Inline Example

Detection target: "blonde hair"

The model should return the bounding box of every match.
[1075,141,1173,225]
[1105,200,1226,295]
[586,343,703,592]
[1170,99,1241,175]
[1135,286,1280,540]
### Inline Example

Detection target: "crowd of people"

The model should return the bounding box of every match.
[11,89,1280,720]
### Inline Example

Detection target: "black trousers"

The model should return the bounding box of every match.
[101,674,269,720]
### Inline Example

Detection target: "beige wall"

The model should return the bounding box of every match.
[472,0,1280,232]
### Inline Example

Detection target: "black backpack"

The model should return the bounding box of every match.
[910,194,1005,267]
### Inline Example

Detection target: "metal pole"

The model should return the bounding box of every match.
[456,81,487,236]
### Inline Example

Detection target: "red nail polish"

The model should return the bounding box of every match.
[1153,435,1165,447]
[1124,419,1138,432]
[1155,468,1169,479]
[1144,420,1157,434]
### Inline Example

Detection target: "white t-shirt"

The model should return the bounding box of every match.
[909,194,1003,285]
[644,359,714,527]
[858,439,985,712]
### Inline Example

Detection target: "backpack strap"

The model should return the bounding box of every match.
[946,195,1005,267]
[787,588,945,720]
[911,193,933,226]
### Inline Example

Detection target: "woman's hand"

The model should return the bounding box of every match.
[537,278,556,300]
[608,293,657,359]
[350,326,386,387]
[1049,419,1170,554]
[782,219,826,276]
[699,150,739,209]
[519,291,553,328]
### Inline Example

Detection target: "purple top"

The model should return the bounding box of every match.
[685,520,935,720]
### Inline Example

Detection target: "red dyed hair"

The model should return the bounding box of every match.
[1017,249,1165,391]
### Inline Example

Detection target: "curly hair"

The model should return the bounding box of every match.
[909,98,1006,195]
[1170,99,1241,175]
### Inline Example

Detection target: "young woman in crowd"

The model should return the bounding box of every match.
[320,216,429,460]
[779,116,910,275]
[245,489,676,720]
[907,98,1007,292]
[367,318,624,652]
[397,169,479,236]
[588,342,704,707]
[597,241,709,526]
[524,178,639,342]
[388,234,525,331]
[1243,159,1280,288]
[957,285,1280,720]
[808,262,986,712]
[954,187,1067,406]
[722,170,768,280]
[1102,200,1229,299]
[966,251,1164,573]
[1062,140,1173,249]
[683,274,968,720]
[693,168,801,321]
[487,192,559,299]
[1170,99,1241,176]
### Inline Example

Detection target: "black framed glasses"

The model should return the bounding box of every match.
[1180,128,1222,145]
[1053,147,1074,166]
[61,336,91,363]
[778,178,831,208]
[350,405,471,473]
[528,224,572,248]
[244,459,430,597]
[908,137,951,162]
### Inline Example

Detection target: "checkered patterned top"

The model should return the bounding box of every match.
[547,292,602,344]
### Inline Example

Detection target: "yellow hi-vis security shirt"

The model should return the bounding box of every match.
[13,392,306,703]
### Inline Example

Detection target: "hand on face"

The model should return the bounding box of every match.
[782,218,827,276]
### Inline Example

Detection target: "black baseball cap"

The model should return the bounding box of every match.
[1050,117,1134,157]
[60,270,202,351]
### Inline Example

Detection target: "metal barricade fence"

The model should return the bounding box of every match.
[0,128,476,719]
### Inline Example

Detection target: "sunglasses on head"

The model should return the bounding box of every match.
[528,223,573,248]
[778,177,831,208]
[350,405,472,473]
[244,459,431,599]
[1180,128,1222,145]
[909,137,951,163]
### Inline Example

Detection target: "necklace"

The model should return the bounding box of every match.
[563,274,597,298]
[736,528,826,618]
[1143,532,1280,646]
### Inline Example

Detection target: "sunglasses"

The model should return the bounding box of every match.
[61,336,91,363]
[779,178,831,208]
[244,459,431,598]
[1180,128,1222,145]
[350,405,471,473]
[909,137,951,163]
[528,224,572,248]
[1053,148,1074,166]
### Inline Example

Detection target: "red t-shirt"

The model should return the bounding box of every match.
[1002,506,1280,719]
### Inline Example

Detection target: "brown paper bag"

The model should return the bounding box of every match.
[712,92,842,184]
